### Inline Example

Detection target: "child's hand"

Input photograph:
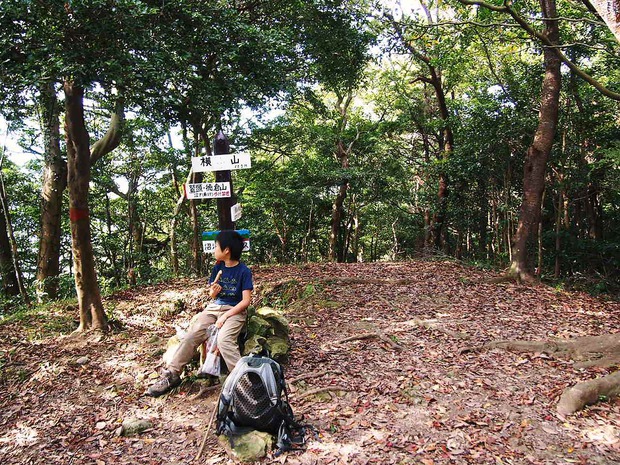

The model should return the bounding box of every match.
[208,269,223,299]
[208,283,222,299]
[216,313,228,328]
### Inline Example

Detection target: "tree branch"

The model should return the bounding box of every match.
[457,0,620,101]
[90,96,125,165]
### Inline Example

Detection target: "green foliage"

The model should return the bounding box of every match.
[0,300,78,339]
[0,0,619,302]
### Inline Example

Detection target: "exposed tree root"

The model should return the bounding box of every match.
[334,332,403,351]
[296,385,350,400]
[471,332,620,414]
[482,333,620,365]
[192,383,221,399]
[288,369,343,385]
[557,371,620,416]
[376,295,470,341]
[398,318,470,340]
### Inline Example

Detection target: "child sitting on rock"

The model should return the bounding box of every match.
[147,230,253,397]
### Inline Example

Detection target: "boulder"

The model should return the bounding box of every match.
[243,334,267,356]
[247,315,272,338]
[266,336,289,363]
[256,307,289,339]
[218,430,273,462]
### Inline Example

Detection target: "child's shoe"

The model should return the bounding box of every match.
[147,370,181,397]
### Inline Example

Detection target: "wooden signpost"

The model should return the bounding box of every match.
[185,130,250,254]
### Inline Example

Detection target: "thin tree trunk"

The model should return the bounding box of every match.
[429,69,453,250]
[554,189,563,278]
[0,154,29,304]
[328,94,354,262]
[537,190,545,278]
[509,0,561,281]
[36,81,66,301]
[0,154,20,298]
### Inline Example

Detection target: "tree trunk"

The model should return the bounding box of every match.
[169,168,191,276]
[64,81,106,331]
[64,81,123,332]
[0,154,29,304]
[36,81,66,301]
[328,94,354,262]
[509,0,561,281]
[329,173,348,262]
[0,173,19,297]
[429,66,454,251]
[587,0,620,43]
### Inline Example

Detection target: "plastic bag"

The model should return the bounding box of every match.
[198,324,220,376]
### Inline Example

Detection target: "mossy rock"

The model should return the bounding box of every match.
[266,336,289,363]
[247,315,272,338]
[218,430,273,462]
[158,299,186,319]
[256,307,289,339]
[243,334,267,356]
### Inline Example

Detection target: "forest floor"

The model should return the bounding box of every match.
[2,260,620,465]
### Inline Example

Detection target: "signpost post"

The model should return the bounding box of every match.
[189,130,252,260]
[213,131,236,230]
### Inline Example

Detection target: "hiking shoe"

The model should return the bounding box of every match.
[147,370,181,397]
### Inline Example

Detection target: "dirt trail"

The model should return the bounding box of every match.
[1,261,619,464]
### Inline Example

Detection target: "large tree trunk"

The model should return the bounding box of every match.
[64,81,123,332]
[36,81,66,301]
[509,0,561,281]
[64,81,106,331]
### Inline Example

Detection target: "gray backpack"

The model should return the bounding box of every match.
[216,355,304,452]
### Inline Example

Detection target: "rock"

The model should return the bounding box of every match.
[256,307,289,339]
[218,430,273,462]
[243,334,267,356]
[120,418,153,436]
[266,336,290,363]
[162,335,182,366]
[247,315,272,338]
[158,299,185,319]
[75,356,89,365]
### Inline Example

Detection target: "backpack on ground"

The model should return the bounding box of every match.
[216,354,306,453]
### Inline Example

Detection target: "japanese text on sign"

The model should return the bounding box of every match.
[184,182,231,199]
[203,240,250,253]
[202,229,250,253]
[191,153,252,173]
[231,203,242,221]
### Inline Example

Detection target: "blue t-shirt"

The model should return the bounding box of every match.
[209,261,253,306]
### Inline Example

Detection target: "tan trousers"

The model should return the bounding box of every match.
[167,304,246,375]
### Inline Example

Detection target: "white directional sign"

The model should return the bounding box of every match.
[184,182,231,199]
[203,240,250,253]
[231,203,242,222]
[191,152,252,173]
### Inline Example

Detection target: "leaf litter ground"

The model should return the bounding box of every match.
[1,261,620,464]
